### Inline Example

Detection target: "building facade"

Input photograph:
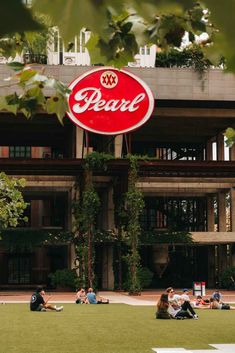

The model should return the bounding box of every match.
[0,63,235,289]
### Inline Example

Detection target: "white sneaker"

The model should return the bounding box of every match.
[193,314,198,319]
[56,306,63,312]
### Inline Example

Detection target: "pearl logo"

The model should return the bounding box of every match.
[67,67,155,135]
[100,71,118,89]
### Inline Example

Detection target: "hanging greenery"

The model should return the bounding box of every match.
[140,230,193,245]
[0,228,73,252]
[72,151,114,288]
[73,183,100,288]
[122,155,145,294]
[83,151,113,172]
[155,45,214,71]
[155,45,215,88]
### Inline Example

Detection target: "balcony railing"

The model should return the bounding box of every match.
[23,54,47,65]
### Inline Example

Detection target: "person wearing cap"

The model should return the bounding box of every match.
[30,286,63,312]
[181,288,199,319]
[181,288,190,302]
[166,287,198,319]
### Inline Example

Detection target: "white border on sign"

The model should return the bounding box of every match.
[66,67,155,135]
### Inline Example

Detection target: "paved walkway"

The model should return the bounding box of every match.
[152,344,235,353]
[1,289,235,305]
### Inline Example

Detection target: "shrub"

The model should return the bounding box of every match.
[138,267,154,289]
[219,266,235,290]
[48,269,79,290]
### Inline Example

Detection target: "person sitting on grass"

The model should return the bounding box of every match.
[86,288,109,304]
[75,288,88,304]
[209,297,235,310]
[166,287,198,319]
[212,289,223,303]
[30,286,63,312]
[156,294,171,319]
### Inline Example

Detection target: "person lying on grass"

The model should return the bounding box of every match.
[30,286,63,312]
[191,295,210,308]
[86,288,109,304]
[209,297,235,310]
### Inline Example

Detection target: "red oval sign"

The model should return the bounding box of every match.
[67,67,155,135]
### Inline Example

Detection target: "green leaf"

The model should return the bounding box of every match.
[33,0,107,43]
[86,33,108,65]
[121,22,133,34]
[109,50,134,69]
[20,108,31,119]
[7,62,25,72]
[26,86,46,105]
[224,127,235,147]
[203,0,235,72]
[46,95,68,124]
[0,96,18,115]
[5,93,20,105]
[225,127,235,139]
[19,69,37,85]
[0,2,42,36]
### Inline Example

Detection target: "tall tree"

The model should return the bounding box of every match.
[0,172,28,232]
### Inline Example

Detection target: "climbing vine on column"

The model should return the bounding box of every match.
[73,152,112,288]
[124,155,145,294]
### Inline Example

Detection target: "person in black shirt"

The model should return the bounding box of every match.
[30,286,63,312]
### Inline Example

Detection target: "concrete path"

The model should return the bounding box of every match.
[152,344,235,353]
[0,289,235,305]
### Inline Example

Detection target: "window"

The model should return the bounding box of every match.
[141,197,207,232]
[8,255,30,284]
[9,146,31,158]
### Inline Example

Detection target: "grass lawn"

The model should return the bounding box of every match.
[0,304,235,353]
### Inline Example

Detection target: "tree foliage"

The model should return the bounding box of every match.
[0,63,70,123]
[224,127,235,148]
[1,1,235,141]
[123,156,145,294]
[1,1,235,71]
[0,172,28,231]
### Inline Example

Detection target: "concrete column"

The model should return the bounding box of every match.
[218,192,227,232]
[206,139,213,161]
[35,247,46,283]
[230,188,235,232]
[102,245,114,290]
[229,144,235,161]
[207,194,215,231]
[114,135,123,158]
[75,127,84,158]
[216,132,225,161]
[152,244,169,278]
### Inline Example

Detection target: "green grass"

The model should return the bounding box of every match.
[0,304,235,353]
